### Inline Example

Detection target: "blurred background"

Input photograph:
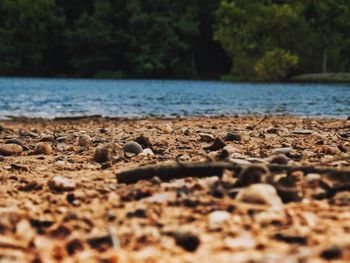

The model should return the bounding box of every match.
[1,0,350,82]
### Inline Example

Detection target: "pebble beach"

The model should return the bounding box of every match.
[1,116,350,262]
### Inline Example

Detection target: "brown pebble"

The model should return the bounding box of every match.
[93,145,112,163]
[0,144,23,156]
[77,134,91,147]
[204,138,226,151]
[319,145,340,155]
[236,165,269,187]
[5,138,24,146]
[34,143,52,155]
[270,154,289,165]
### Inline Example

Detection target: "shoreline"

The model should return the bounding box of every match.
[1,114,349,123]
[2,73,350,84]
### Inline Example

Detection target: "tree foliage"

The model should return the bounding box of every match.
[215,0,350,80]
[0,0,350,80]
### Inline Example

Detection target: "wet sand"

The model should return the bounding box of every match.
[0,116,350,262]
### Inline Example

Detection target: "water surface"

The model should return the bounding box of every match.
[0,78,349,118]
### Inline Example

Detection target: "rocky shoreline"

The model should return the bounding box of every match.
[0,116,350,262]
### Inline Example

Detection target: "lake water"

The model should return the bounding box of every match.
[0,78,349,119]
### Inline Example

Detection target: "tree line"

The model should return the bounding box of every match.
[0,0,349,81]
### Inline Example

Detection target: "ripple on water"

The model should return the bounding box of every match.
[0,78,349,118]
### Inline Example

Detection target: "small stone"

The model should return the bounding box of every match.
[135,135,152,149]
[33,143,52,155]
[272,147,293,155]
[56,136,66,142]
[224,132,241,142]
[266,127,278,134]
[48,176,76,191]
[174,231,200,252]
[236,184,284,211]
[293,129,313,135]
[306,173,321,183]
[99,128,109,133]
[319,145,340,155]
[270,154,289,165]
[208,211,231,229]
[77,134,91,147]
[199,133,215,142]
[0,155,4,161]
[162,124,173,134]
[5,138,24,146]
[236,165,269,187]
[0,144,23,156]
[274,176,303,203]
[140,148,155,157]
[55,161,66,169]
[231,159,252,165]
[93,145,112,163]
[222,145,238,154]
[123,141,143,155]
[320,246,342,260]
[182,129,191,136]
[204,138,226,151]
[331,192,350,206]
[40,134,55,142]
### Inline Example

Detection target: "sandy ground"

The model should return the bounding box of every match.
[0,116,350,262]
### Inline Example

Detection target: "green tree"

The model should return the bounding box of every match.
[0,0,64,75]
[255,48,299,81]
[214,0,306,79]
[303,0,350,73]
[125,0,200,78]
[66,0,130,77]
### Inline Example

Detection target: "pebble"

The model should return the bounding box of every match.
[77,134,91,147]
[223,145,238,154]
[320,246,342,260]
[140,148,155,157]
[0,155,4,161]
[199,133,215,142]
[48,176,76,191]
[224,132,242,142]
[204,138,226,151]
[272,147,293,155]
[182,128,191,136]
[208,211,231,229]
[306,173,321,183]
[93,145,112,163]
[293,128,313,135]
[56,136,66,142]
[174,231,200,252]
[123,141,143,155]
[266,127,279,134]
[231,159,252,165]
[237,165,269,187]
[274,176,303,203]
[162,124,173,134]
[270,154,289,165]
[33,143,52,155]
[5,138,24,146]
[0,144,23,156]
[236,184,284,211]
[40,134,55,142]
[319,145,340,155]
[99,128,109,133]
[135,135,152,149]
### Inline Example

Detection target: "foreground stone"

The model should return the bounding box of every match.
[0,144,23,156]
[48,176,76,191]
[236,183,284,211]
[33,143,52,155]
